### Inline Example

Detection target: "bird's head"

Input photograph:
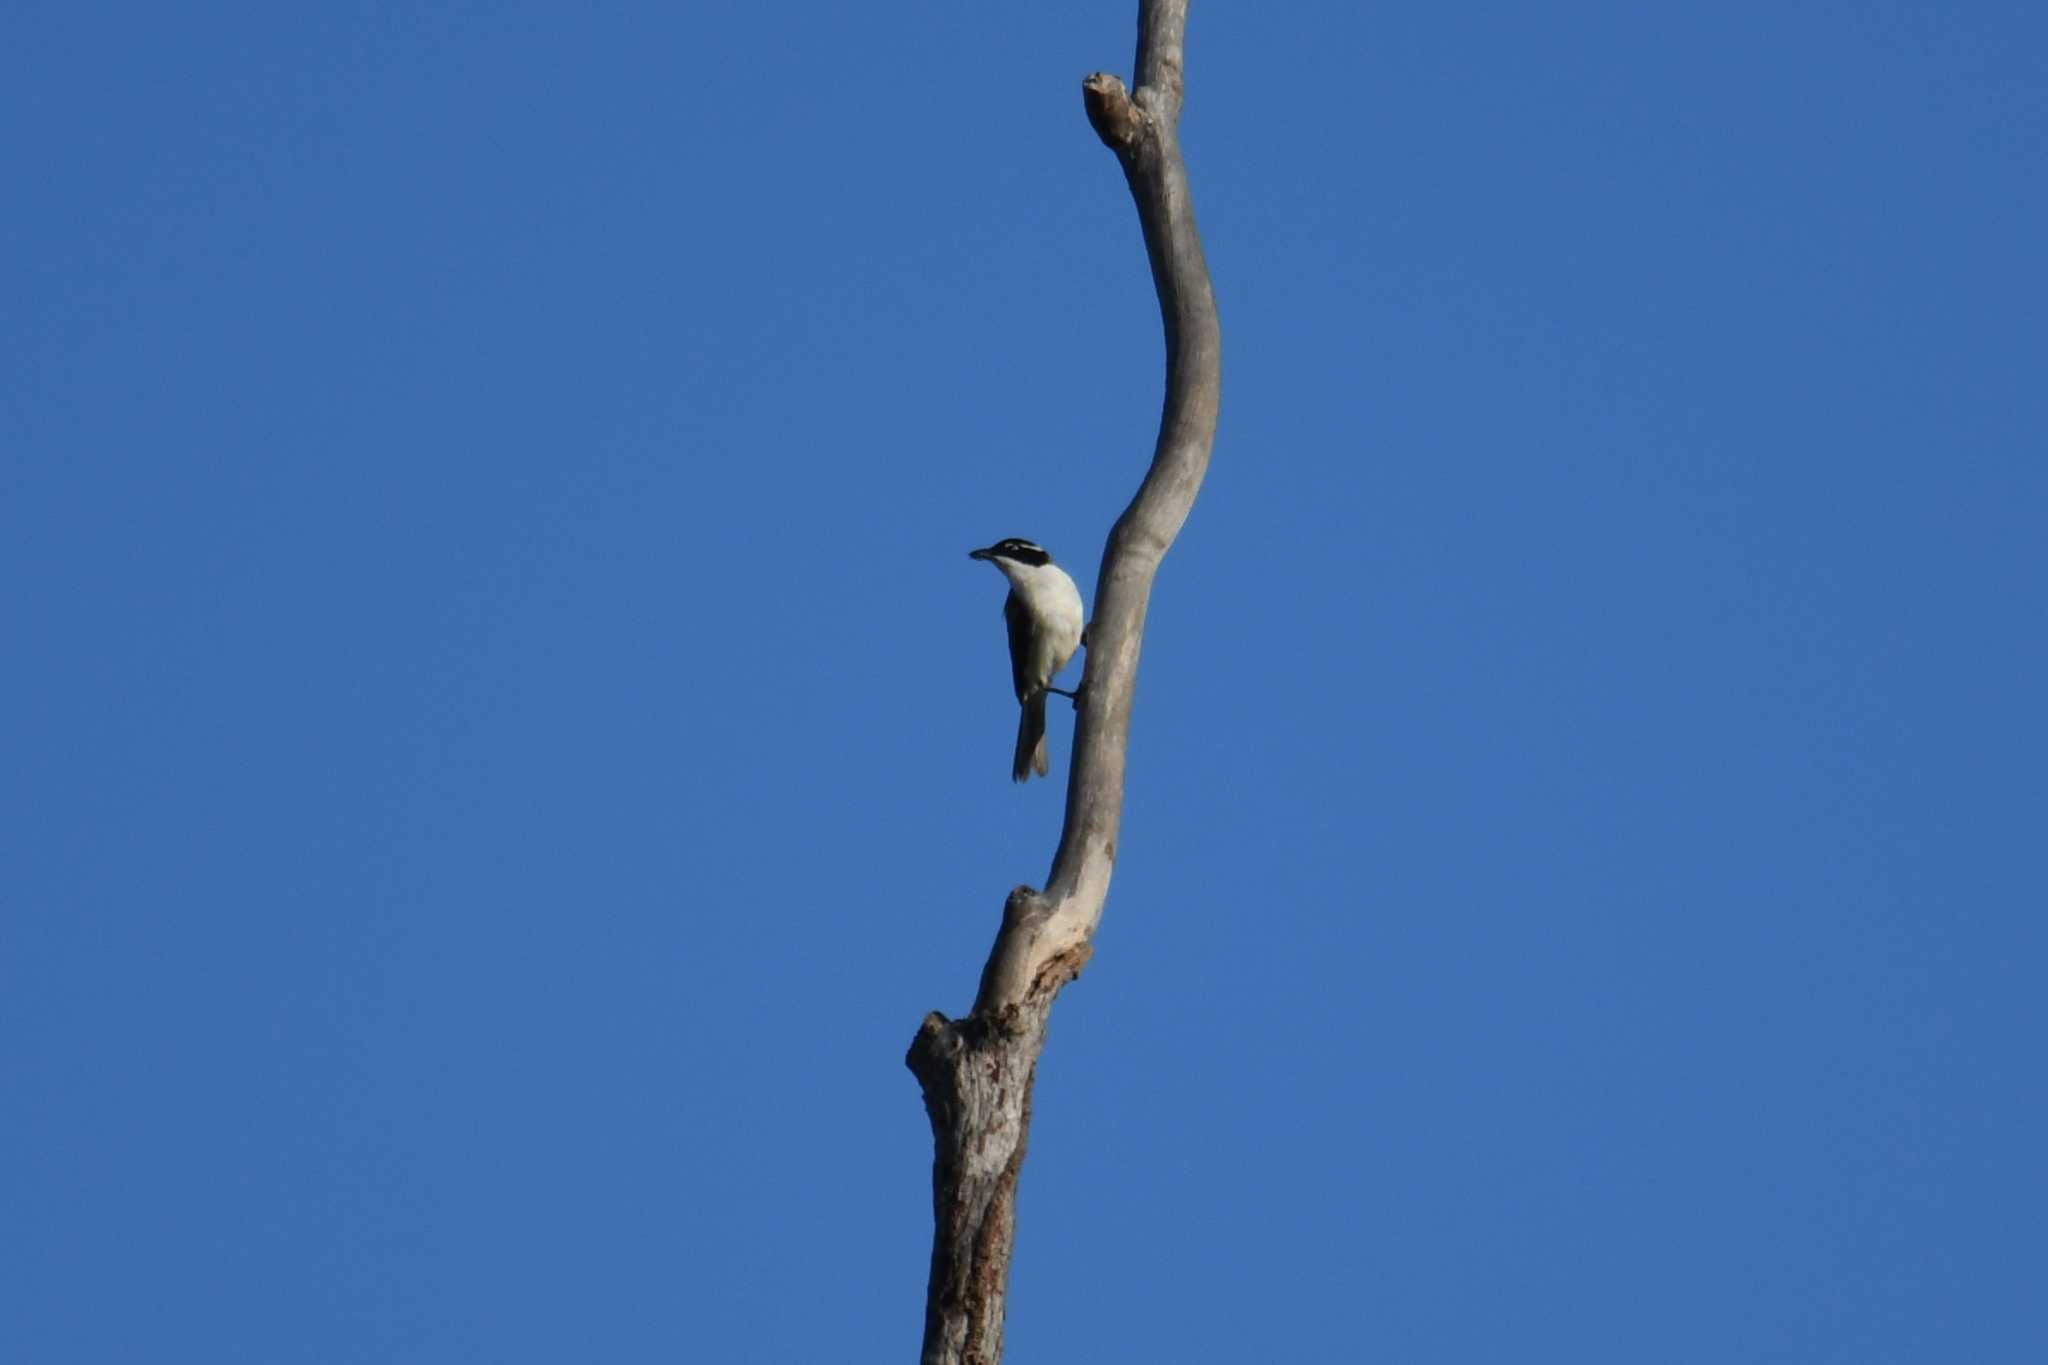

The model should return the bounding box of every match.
[968,538,1053,568]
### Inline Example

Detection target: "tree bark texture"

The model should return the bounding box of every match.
[906,4,1221,1362]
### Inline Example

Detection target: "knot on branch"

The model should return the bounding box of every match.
[906,1010,961,1090]
[1083,72,1143,151]
[1028,943,1093,1005]
[1001,885,1048,929]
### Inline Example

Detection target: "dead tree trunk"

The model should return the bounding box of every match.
[905,4,1221,1361]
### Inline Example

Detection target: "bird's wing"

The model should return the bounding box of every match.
[1002,592,1036,702]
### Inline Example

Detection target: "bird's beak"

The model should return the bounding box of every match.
[968,547,993,561]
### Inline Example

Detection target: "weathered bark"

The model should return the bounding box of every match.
[906,3,1221,1362]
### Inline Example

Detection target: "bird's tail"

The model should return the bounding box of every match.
[1013,692,1049,782]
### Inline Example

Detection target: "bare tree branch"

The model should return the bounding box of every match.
[907,3,1219,1361]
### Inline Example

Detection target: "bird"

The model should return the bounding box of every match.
[968,538,1086,782]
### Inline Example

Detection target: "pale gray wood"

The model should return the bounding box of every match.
[906,3,1220,1361]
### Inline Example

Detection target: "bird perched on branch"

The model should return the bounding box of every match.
[968,538,1086,782]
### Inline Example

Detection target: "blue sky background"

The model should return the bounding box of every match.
[5,2,2044,1361]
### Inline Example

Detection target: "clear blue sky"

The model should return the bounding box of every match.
[5,3,2043,1361]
